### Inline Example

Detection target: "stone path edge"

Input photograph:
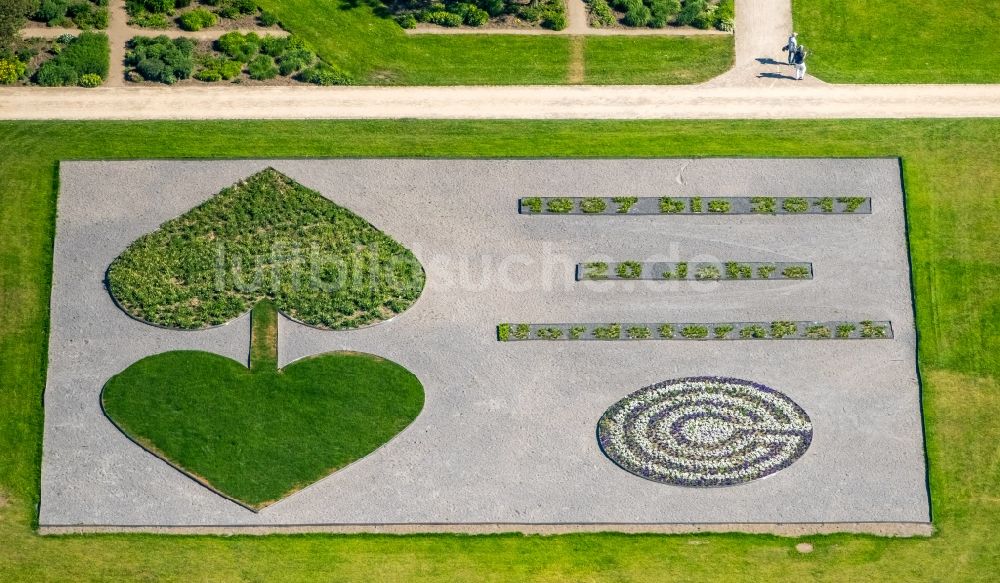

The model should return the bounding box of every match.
[38,521,934,536]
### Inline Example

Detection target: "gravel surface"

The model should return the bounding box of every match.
[41,158,929,531]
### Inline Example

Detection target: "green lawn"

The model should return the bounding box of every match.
[792,0,1000,83]
[102,301,424,509]
[254,0,733,84]
[1,119,998,580]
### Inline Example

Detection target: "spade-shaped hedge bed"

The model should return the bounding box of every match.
[107,168,425,330]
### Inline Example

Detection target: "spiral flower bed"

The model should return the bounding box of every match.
[598,377,813,487]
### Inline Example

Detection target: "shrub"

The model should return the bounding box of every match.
[740,324,767,339]
[714,0,733,31]
[36,0,69,23]
[658,324,674,338]
[583,262,608,279]
[194,68,221,81]
[713,325,734,338]
[278,48,314,75]
[126,35,194,84]
[542,10,566,30]
[627,326,651,339]
[593,324,621,340]
[229,0,257,15]
[770,321,798,338]
[247,53,277,80]
[178,8,216,31]
[756,264,775,278]
[464,6,489,26]
[0,58,25,84]
[782,197,809,213]
[580,197,607,213]
[616,261,643,279]
[196,56,243,80]
[675,0,706,27]
[649,0,679,27]
[708,199,731,213]
[694,264,720,280]
[782,265,810,279]
[35,61,78,85]
[660,197,685,213]
[546,197,573,213]
[425,10,463,26]
[216,31,259,61]
[662,262,687,279]
[725,262,751,279]
[521,197,542,213]
[513,323,530,339]
[258,9,279,26]
[838,197,867,212]
[860,320,888,338]
[497,323,511,341]
[54,31,109,78]
[569,326,587,339]
[681,325,708,339]
[138,0,173,13]
[805,324,831,339]
[482,0,505,16]
[588,0,614,26]
[79,72,102,86]
[623,4,650,27]
[536,327,564,340]
[815,197,834,212]
[296,62,353,85]
[395,13,417,28]
[689,196,702,212]
[836,323,856,338]
[750,196,776,213]
[612,196,637,213]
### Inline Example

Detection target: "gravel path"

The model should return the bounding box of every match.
[41,158,929,532]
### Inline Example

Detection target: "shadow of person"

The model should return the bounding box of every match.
[758,72,797,80]
[756,57,784,66]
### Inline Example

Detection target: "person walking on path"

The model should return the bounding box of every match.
[793,45,809,80]
[785,32,798,65]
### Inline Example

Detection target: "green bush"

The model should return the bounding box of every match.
[714,0,733,31]
[770,321,798,338]
[178,8,216,31]
[750,196,776,213]
[216,31,259,61]
[546,197,573,213]
[658,324,674,338]
[535,327,564,340]
[396,13,417,28]
[708,199,731,213]
[782,197,809,213]
[593,324,621,340]
[569,326,587,340]
[756,264,775,278]
[806,324,831,339]
[78,72,102,86]
[588,0,615,26]
[681,325,708,339]
[616,261,643,279]
[464,6,489,25]
[660,197,685,213]
[612,196,638,213]
[0,58,25,84]
[580,197,607,213]
[740,324,767,339]
[713,324,734,338]
[35,61,77,86]
[583,262,608,280]
[627,326,651,339]
[247,54,277,80]
[782,265,810,279]
[694,264,720,280]
[836,323,856,338]
[35,0,69,23]
[623,4,650,26]
[296,62,353,85]
[675,0,707,27]
[542,10,566,30]
[649,0,679,27]
[126,35,194,84]
[425,10,463,26]
[196,56,243,81]
[278,48,314,75]
[521,197,542,213]
[838,197,867,212]
[258,9,279,26]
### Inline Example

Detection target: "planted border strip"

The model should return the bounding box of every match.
[497,320,892,341]
[577,261,813,281]
[518,196,871,215]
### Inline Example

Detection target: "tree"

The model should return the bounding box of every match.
[0,0,39,53]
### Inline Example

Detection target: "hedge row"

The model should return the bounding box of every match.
[519,196,871,215]
[393,0,567,30]
[497,320,892,341]
[578,261,813,281]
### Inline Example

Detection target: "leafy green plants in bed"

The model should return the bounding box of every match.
[107,168,425,330]
[101,301,424,510]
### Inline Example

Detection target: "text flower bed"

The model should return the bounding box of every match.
[578,261,813,281]
[519,196,871,215]
[497,320,892,341]
[597,376,813,487]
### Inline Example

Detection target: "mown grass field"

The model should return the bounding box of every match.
[792,0,1000,83]
[253,0,733,84]
[0,119,997,581]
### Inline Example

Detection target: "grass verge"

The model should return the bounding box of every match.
[0,119,997,580]
[254,0,732,84]
[792,0,1000,83]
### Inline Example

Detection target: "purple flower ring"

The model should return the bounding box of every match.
[597,377,813,487]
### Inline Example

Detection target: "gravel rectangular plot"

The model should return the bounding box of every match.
[41,158,928,534]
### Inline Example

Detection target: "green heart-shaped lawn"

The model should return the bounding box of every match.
[101,302,424,510]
